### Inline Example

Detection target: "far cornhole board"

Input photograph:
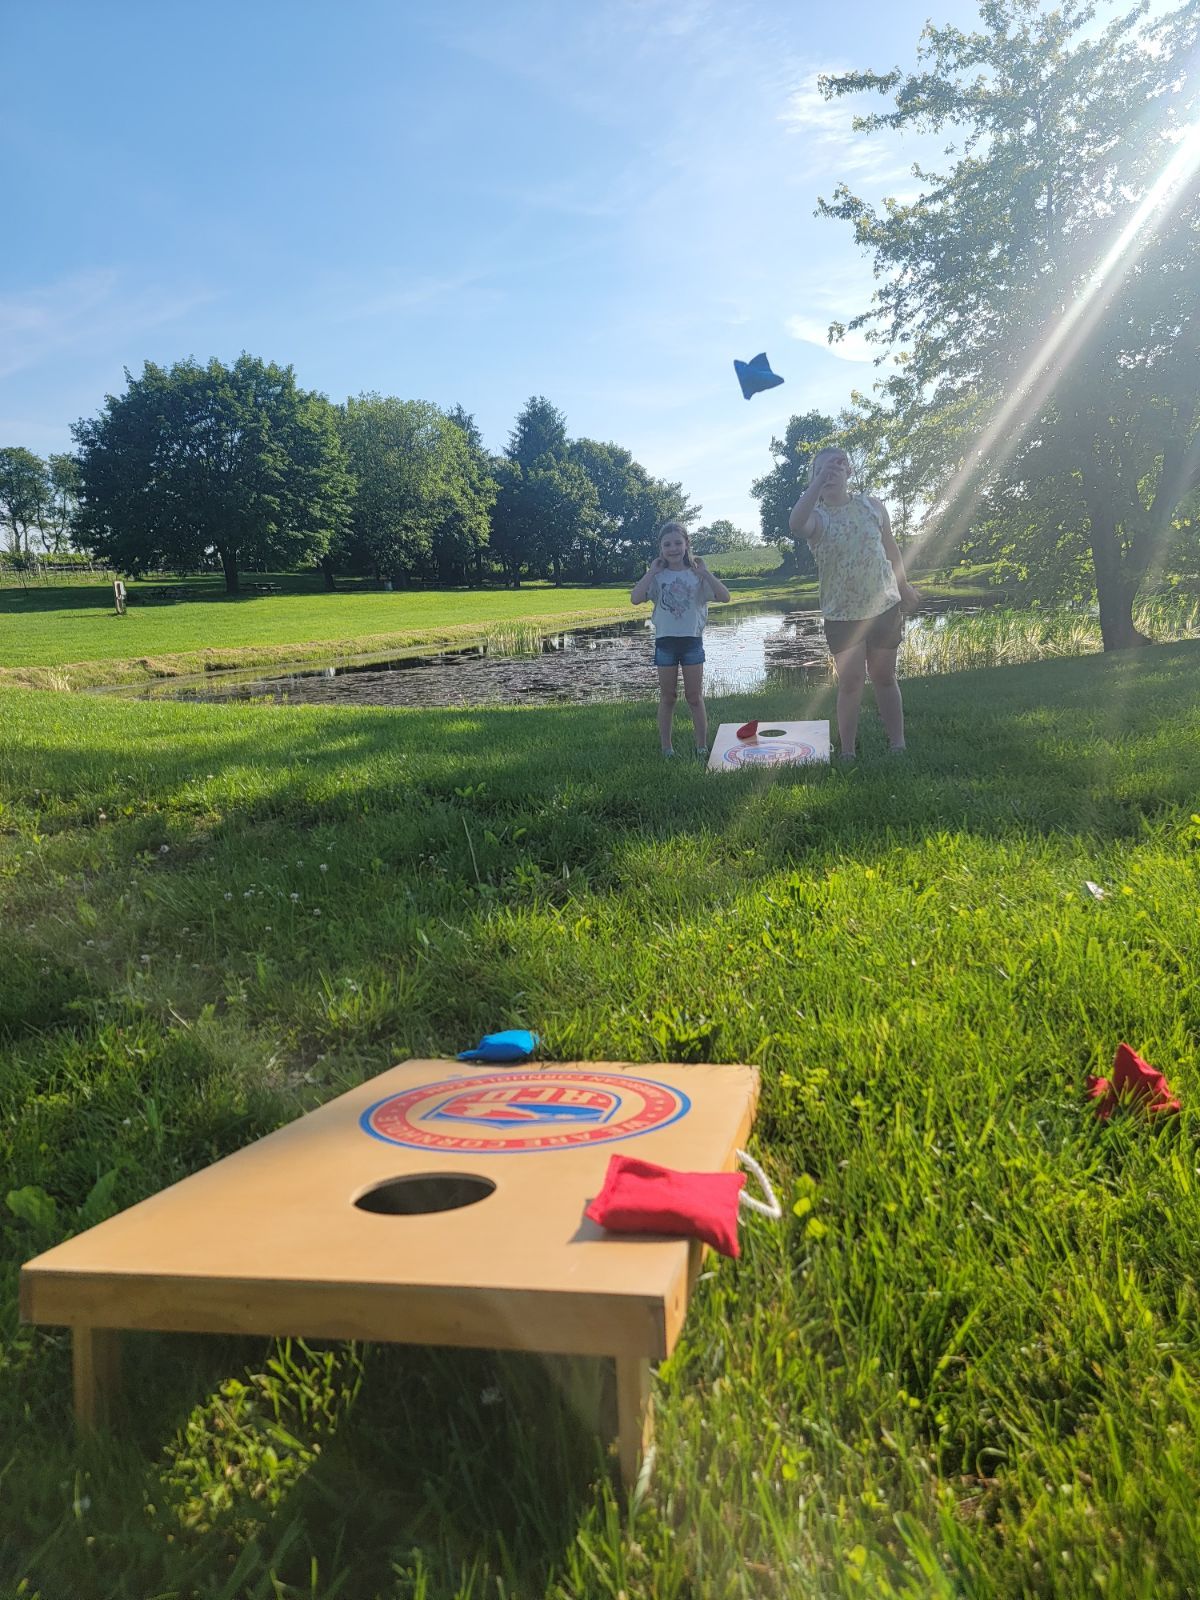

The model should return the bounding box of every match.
[20,1059,759,1488]
[708,720,830,771]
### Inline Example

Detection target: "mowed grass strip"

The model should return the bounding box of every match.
[0,570,813,688]
[2,645,1200,1598]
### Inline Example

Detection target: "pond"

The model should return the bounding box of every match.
[126,602,975,709]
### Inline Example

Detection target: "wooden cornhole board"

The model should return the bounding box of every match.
[20,1058,759,1487]
[707,719,830,772]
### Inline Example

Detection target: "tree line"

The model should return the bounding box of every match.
[2,365,750,595]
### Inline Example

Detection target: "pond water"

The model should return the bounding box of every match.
[130,602,971,709]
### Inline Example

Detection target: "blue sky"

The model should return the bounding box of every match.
[5,0,995,534]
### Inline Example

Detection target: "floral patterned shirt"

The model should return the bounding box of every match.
[810,495,901,621]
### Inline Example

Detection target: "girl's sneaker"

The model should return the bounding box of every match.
[662,747,675,758]
[694,746,709,760]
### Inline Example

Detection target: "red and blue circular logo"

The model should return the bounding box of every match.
[361,1071,690,1153]
[722,740,816,767]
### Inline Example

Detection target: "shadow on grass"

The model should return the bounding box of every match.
[10,640,1200,854]
[7,1332,612,1600]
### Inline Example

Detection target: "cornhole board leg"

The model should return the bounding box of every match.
[613,1355,652,1491]
[73,1326,121,1429]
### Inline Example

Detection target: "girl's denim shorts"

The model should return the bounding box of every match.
[653,635,705,668]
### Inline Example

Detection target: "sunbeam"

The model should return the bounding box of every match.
[908,114,1200,573]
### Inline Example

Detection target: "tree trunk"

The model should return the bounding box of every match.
[321,555,337,591]
[220,547,240,595]
[1089,514,1149,651]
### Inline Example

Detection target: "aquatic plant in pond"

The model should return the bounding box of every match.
[899,596,1200,677]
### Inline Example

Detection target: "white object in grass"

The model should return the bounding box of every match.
[707,721,830,771]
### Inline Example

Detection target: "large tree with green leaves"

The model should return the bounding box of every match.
[750,411,834,575]
[0,447,49,559]
[817,0,1200,647]
[567,438,698,580]
[335,395,491,586]
[72,356,350,593]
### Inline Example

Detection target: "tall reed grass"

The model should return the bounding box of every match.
[899,595,1200,677]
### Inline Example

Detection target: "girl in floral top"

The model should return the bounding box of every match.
[789,448,920,759]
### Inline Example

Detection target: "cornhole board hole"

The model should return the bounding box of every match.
[20,1058,759,1489]
[708,720,830,771]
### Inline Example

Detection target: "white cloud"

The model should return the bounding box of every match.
[785,313,879,362]
[0,272,215,381]
[780,71,916,184]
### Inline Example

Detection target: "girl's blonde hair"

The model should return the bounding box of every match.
[808,446,849,481]
[657,520,693,565]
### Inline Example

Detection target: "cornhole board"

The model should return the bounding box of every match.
[707,720,830,771]
[20,1058,759,1488]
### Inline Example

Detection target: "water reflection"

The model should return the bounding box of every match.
[132,603,969,709]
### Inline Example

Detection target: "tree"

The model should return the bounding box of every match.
[750,411,834,575]
[692,519,756,555]
[506,395,568,470]
[336,395,486,586]
[433,411,497,584]
[43,453,81,554]
[817,0,1200,648]
[565,439,697,580]
[525,457,600,585]
[0,448,49,558]
[72,356,351,593]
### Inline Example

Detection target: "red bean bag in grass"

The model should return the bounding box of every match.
[1087,1042,1181,1121]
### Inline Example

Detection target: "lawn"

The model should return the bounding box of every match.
[3,645,1200,1597]
[0,568,994,690]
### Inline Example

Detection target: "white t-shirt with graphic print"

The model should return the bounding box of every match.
[650,568,709,638]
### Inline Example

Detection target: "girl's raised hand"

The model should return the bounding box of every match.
[648,556,668,575]
[690,555,709,575]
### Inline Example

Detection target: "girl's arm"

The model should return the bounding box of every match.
[789,463,837,539]
[631,559,663,605]
[872,499,921,611]
[691,557,730,603]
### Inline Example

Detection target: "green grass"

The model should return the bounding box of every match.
[5,646,1200,1597]
[0,570,1000,690]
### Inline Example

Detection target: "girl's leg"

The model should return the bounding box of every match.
[866,647,904,749]
[681,662,708,751]
[832,645,868,757]
[657,665,679,752]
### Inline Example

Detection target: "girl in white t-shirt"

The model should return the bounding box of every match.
[631,521,731,757]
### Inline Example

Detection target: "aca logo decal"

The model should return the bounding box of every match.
[361,1071,690,1153]
[722,740,816,767]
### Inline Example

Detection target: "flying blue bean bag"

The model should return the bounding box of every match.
[734,352,784,400]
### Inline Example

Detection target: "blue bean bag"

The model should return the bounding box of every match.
[457,1029,539,1063]
[734,352,784,400]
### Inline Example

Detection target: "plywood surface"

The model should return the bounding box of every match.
[21,1060,759,1359]
[707,721,830,771]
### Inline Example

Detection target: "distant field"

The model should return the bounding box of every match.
[0,569,812,687]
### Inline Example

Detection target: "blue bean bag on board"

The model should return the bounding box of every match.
[734,352,784,400]
[457,1029,539,1063]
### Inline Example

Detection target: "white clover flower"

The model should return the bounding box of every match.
[139,955,150,964]
[319,863,328,873]
[159,844,170,855]
[224,892,233,901]
[290,893,300,902]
